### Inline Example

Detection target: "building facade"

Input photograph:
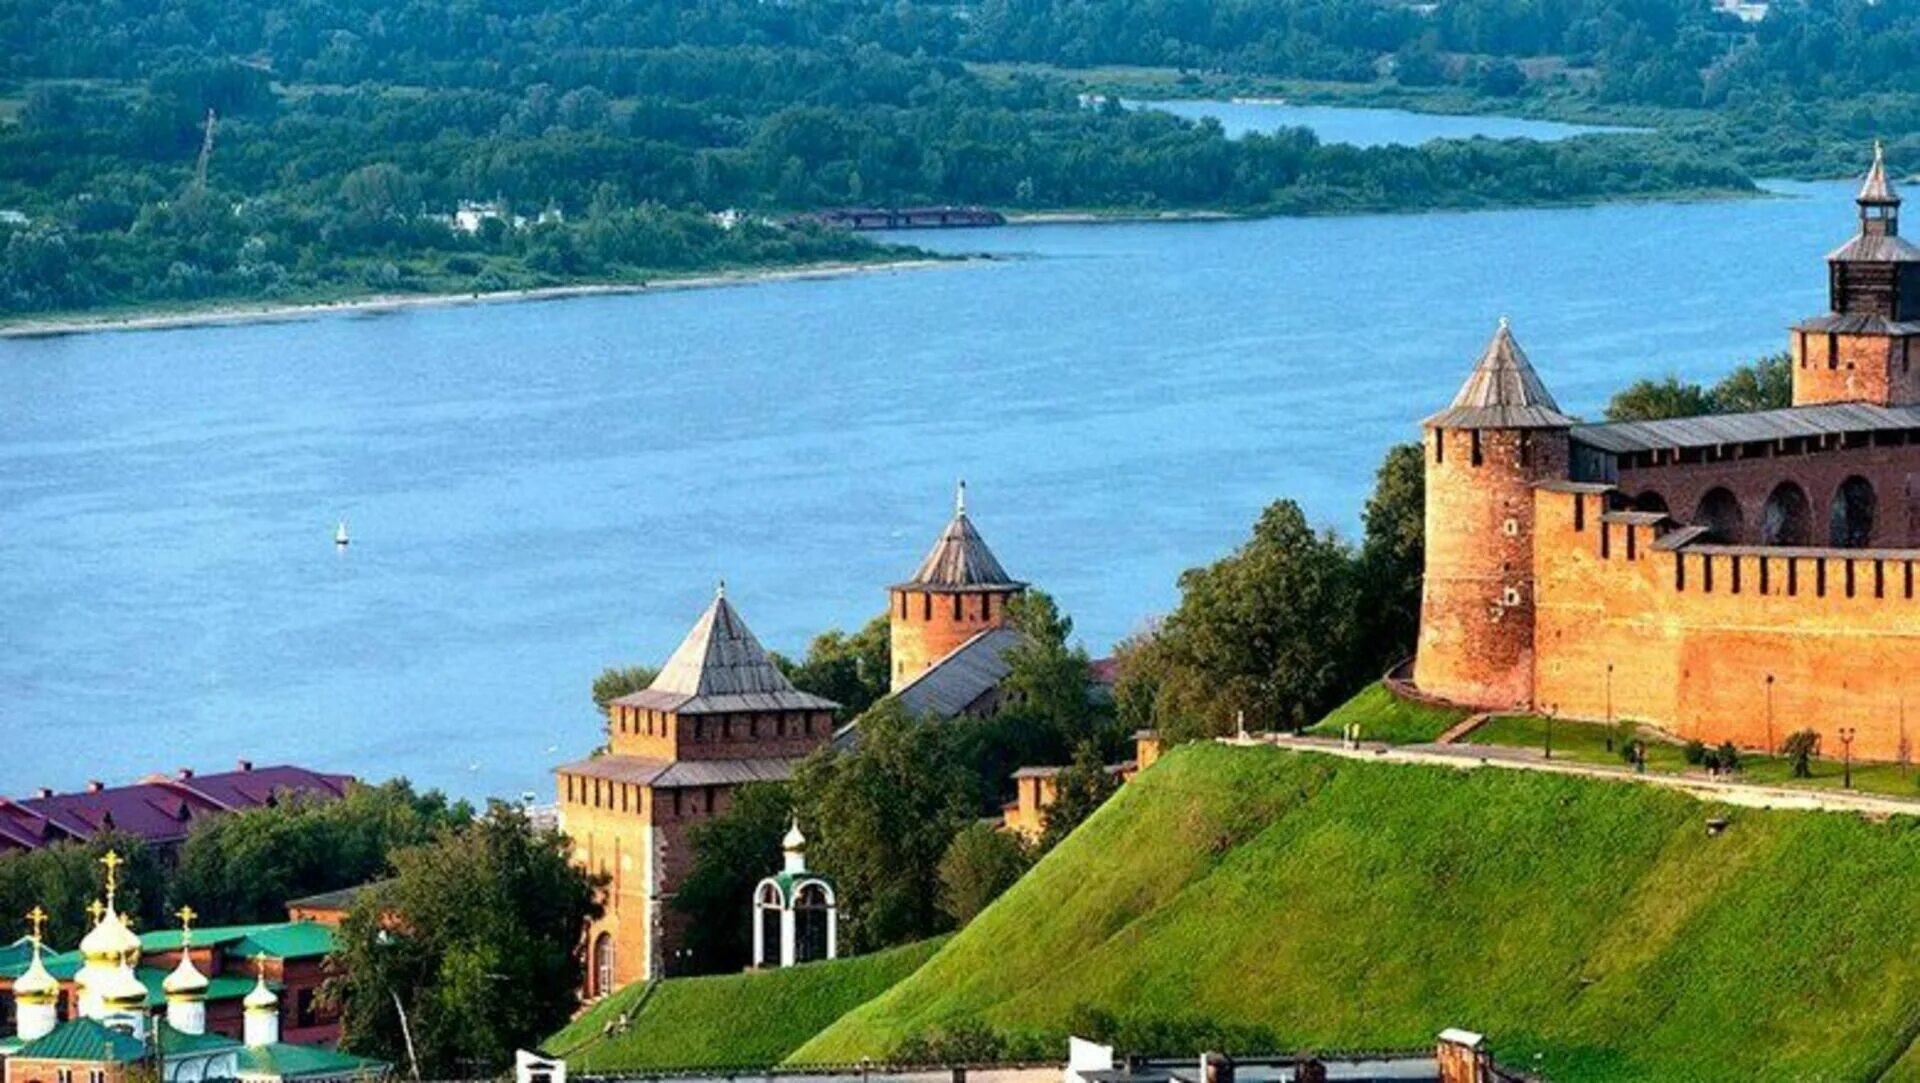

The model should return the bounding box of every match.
[555,587,840,992]
[1414,147,1920,760]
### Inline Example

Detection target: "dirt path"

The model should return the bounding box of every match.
[1246,733,1920,818]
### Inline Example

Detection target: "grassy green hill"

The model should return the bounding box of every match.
[1303,681,1469,744]
[793,743,1920,1082]
[546,938,943,1072]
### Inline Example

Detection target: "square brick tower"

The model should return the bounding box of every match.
[1793,143,1920,406]
[556,585,838,992]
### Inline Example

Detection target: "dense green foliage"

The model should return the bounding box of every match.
[591,666,660,717]
[1038,743,1123,849]
[1604,352,1792,422]
[1305,681,1471,744]
[0,836,168,947]
[795,744,1920,1081]
[671,783,794,975]
[1120,442,1425,740]
[332,804,604,1078]
[937,824,1033,928]
[774,615,892,723]
[0,0,1760,318]
[545,938,945,1072]
[171,779,472,923]
[0,779,467,944]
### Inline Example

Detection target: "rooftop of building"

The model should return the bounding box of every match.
[553,753,801,790]
[0,920,335,1003]
[0,764,354,853]
[610,586,839,717]
[891,482,1026,593]
[1423,318,1576,431]
[893,626,1024,721]
[1571,400,1920,455]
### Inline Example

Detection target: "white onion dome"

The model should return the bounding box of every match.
[15,945,60,1006]
[244,972,279,1013]
[163,954,209,1001]
[783,820,805,850]
[99,963,149,1013]
[79,905,141,967]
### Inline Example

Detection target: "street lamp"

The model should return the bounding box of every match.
[1544,705,1556,761]
[1841,727,1857,789]
[1765,674,1775,753]
[1605,663,1615,752]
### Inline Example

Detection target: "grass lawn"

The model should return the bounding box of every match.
[545,938,944,1072]
[799,743,1920,1081]
[1304,681,1471,744]
[1465,715,1920,801]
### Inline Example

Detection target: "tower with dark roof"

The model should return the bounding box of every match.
[888,483,1027,692]
[554,585,839,992]
[1415,319,1573,709]
[1793,143,1920,406]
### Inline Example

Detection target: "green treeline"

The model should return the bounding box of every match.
[0,0,1758,317]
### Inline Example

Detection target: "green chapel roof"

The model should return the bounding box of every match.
[14,1018,147,1063]
[237,1042,389,1080]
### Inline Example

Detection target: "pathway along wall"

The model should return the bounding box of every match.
[1531,488,1920,761]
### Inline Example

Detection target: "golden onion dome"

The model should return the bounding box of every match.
[79,905,142,967]
[14,945,60,1006]
[162,954,209,1000]
[243,972,278,1014]
[99,963,149,1013]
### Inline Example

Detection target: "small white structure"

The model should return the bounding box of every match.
[244,967,281,1047]
[751,820,837,968]
[515,1050,566,1083]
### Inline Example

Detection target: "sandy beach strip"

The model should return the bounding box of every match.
[0,257,977,339]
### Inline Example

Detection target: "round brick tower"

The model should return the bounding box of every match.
[1415,318,1573,710]
[888,482,1026,692]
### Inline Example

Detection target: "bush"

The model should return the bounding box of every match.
[1714,741,1741,773]
[1684,739,1706,766]
[937,823,1030,927]
[1781,729,1821,778]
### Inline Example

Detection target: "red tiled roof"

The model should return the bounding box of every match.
[2,766,354,853]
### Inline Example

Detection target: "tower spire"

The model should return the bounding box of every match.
[955,479,967,516]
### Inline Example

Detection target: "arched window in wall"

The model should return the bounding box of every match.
[1763,482,1812,546]
[593,933,614,998]
[1633,491,1669,515]
[1830,475,1876,548]
[1695,488,1744,543]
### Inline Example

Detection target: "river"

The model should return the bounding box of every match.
[0,103,1854,800]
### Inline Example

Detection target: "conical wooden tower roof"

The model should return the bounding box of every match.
[1861,140,1899,206]
[1424,318,1575,430]
[615,585,838,715]
[893,483,1026,593]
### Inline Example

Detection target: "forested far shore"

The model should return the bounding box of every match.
[0,0,1772,319]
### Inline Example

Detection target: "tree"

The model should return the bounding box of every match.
[672,784,793,974]
[592,665,659,716]
[1148,500,1361,738]
[0,836,166,947]
[1605,375,1716,422]
[172,780,470,924]
[1781,728,1821,778]
[1039,742,1121,850]
[778,615,890,721]
[936,822,1030,927]
[331,805,603,1079]
[1355,442,1424,669]
[1710,352,1792,413]
[792,699,977,951]
[999,590,1097,748]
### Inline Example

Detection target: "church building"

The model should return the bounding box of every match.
[1413,145,1920,761]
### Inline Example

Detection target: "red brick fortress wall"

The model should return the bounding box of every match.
[888,586,1018,689]
[1531,487,1920,761]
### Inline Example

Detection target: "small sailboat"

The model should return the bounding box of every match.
[334,521,350,547]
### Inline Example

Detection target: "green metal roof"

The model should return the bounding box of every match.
[237,1043,388,1080]
[154,1022,243,1056]
[14,1019,147,1063]
[3,922,336,983]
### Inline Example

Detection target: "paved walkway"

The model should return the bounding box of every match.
[1239,734,1920,818]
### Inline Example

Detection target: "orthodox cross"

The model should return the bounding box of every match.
[177,906,198,946]
[99,850,123,901]
[87,899,107,925]
[26,905,47,945]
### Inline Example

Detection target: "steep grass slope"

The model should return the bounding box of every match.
[547,938,943,1071]
[1304,681,1469,744]
[795,744,1920,1082]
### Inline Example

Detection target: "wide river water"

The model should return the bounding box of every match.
[0,103,1859,800]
